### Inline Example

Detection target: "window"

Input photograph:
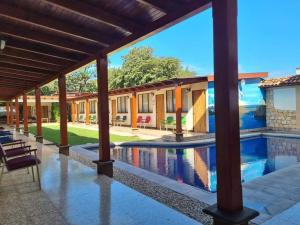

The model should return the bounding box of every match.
[79,102,85,114]
[90,100,96,114]
[117,96,128,113]
[166,90,175,113]
[138,93,153,113]
[182,89,189,113]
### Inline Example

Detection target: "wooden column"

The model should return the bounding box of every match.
[72,101,77,123]
[6,102,9,125]
[131,92,137,129]
[9,101,13,126]
[85,98,90,125]
[93,54,114,177]
[203,1,258,224]
[23,93,29,136]
[35,87,43,143]
[175,85,183,142]
[15,97,20,131]
[58,74,69,155]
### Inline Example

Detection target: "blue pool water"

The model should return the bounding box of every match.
[89,135,300,192]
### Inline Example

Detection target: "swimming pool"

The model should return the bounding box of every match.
[86,135,300,192]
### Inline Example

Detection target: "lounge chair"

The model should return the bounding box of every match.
[0,143,41,189]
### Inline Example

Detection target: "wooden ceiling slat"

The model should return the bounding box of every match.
[0,62,53,75]
[0,72,43,81]
[0,67,49,79]
[5,39,84,62]
[136,0,179,13]
[1,47,73,66]
[1,23,98,54]
[0,2,114,47]
[44,0,143,33]
[0,77,36,85]
[103,0,211,55]
[0,55,63,71]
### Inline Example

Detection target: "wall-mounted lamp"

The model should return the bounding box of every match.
[0,39,6,50]
[151,92,155,96]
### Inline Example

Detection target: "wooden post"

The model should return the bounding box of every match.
[15,97,20,131]
[85,98,90,125]
[58,74,69,155]
[203,0,258,224]
[93,54,114,177]
[23,93,29,136]
[9,101,13,126]
[6,102,9,125]
[175,85,183,142]
[131,92,137,129]
[35,87,43,143]
[72,101,77,123]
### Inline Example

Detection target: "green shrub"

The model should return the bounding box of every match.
[51,103,60,122]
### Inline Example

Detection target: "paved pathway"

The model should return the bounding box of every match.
[0,131,202,225]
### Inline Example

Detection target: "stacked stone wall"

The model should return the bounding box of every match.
[266,89,297,130]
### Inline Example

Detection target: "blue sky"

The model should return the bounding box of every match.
[108,0,300,78]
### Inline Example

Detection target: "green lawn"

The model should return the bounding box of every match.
[28,124,142,146]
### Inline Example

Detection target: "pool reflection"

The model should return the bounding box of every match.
[112,136,300,192]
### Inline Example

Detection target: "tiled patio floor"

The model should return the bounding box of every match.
[0,132,201,225]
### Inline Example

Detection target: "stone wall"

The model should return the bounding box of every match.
[266,89,297,130]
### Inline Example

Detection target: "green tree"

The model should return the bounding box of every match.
[108,47,196,89]
[66,67,97,93]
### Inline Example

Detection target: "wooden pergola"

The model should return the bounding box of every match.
[0,0,259,224]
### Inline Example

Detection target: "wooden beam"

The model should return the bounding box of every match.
[212,0,242,211]
[0,55,63,71]
[35,87,43,143]
[203,1,258,223]
[1,23,98,54]
[85,98,90,125]
[23,93,29,135]
[6,102,9,125]
[0,62,53,75]
[95,54,113,176]
[9,102,13,125]
[44,0,142,32]
[5,39,84,62]
[0,82,31,88]
[0,2,114,47]
[2,47,73,66]
[15,96,20,130]
[58,74,69,155]
[131,92,137,129]
[175,85,183,141]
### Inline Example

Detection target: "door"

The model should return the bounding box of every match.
[193,90,207,133]
[42,106,48,119]
[111,100,117,120]
[27,106,32,117]
[156,94,165,128]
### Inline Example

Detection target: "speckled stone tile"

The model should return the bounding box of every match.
[0,131,202,225]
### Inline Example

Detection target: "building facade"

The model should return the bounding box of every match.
[260,70,300,131]
[69,73,267,133]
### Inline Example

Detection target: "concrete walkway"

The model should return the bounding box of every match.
[0,130,202,225]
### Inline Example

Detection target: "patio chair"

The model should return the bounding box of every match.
[182,116,188,134]
[119,116,127,126]
[165,116,175,131]
[143,116,151,128]
[115,116,121,126]
[137,116,145,128]
[0,143,41,189]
